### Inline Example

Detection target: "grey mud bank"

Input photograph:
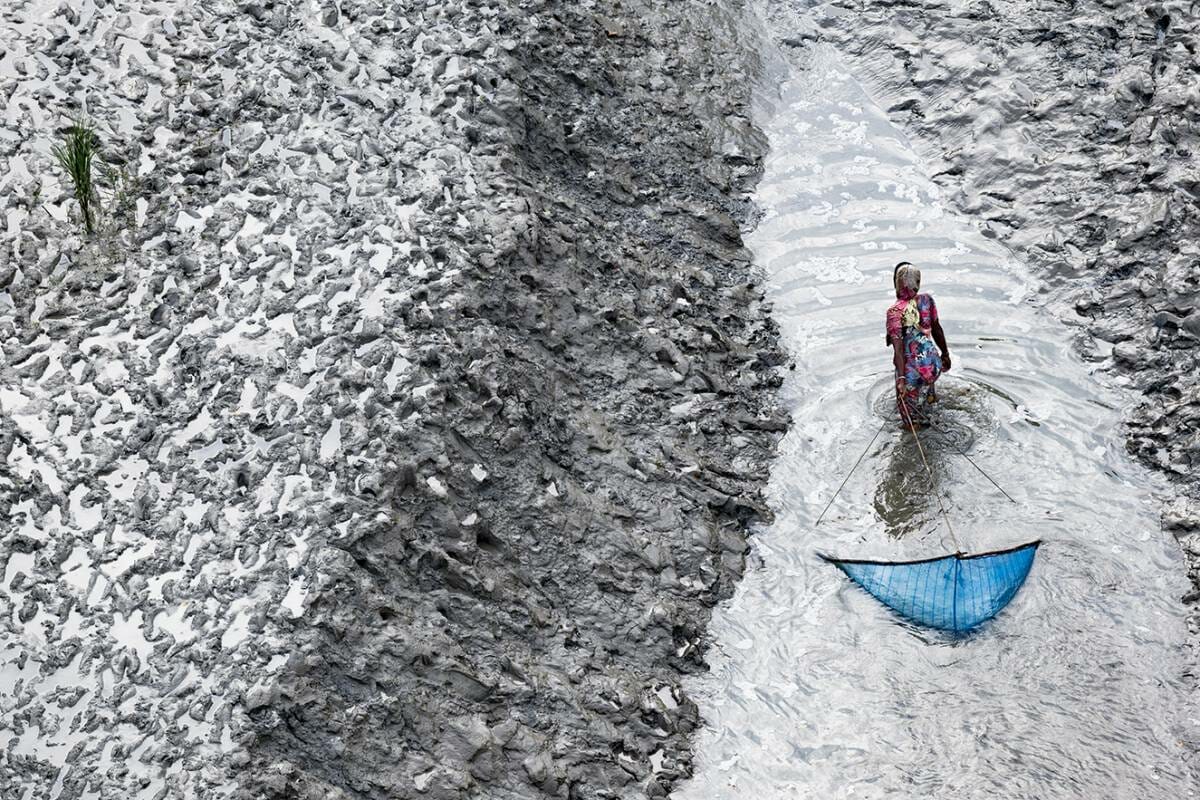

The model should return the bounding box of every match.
[0,0,782,798]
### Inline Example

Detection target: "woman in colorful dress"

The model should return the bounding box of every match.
[886,262,951,428]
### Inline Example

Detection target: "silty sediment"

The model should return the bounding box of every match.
[0,0,785,797]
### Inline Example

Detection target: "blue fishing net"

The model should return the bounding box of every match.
[823,541,1039,633]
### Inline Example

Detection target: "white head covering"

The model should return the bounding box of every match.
[895,263,922,328]
[895,263,921,297]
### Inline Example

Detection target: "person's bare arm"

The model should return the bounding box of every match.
[892,339,905,381]
[931,319,952,371]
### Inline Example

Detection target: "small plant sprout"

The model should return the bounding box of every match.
[52,118,102,236]
[97,160,140,229]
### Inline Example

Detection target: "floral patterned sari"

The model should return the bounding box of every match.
[886,289,942,424]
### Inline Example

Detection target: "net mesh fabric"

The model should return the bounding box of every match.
[825,542,1039,633]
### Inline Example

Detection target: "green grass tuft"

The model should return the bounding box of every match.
[52,119,101,236]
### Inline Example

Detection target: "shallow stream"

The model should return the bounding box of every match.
[676,41,1196,800]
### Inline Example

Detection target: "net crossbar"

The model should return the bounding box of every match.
[821,541,1039,633]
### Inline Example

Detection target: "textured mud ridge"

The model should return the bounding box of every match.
[244,3,787,796]
[1,0,782,798]
[762,0,1200,643]
[244,3,785,798]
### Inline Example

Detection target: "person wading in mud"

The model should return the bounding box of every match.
[886,262,951,429]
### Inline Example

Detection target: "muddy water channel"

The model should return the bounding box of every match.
[677,45,1197,799]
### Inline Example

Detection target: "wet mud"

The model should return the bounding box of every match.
[0,0,782,798]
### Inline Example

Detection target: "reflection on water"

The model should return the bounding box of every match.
[676,42,1197,800]
[873,436,932,540]
[870,377,1008,539]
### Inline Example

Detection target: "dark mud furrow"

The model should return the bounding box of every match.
[244,2,784,798]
